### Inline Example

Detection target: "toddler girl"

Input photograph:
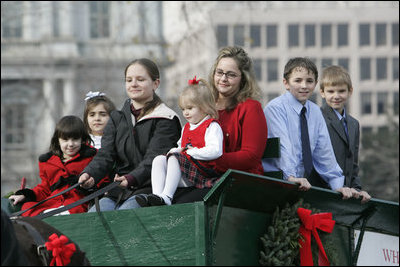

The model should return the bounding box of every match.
[9,116,96,216]
[136,77,224,206]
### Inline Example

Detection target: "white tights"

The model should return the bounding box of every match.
[151,155,192,205]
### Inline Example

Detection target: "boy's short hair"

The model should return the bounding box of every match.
[320,65,352,92]
[283,57,318,81]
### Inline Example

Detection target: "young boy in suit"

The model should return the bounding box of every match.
[320,65,371,203]
[263,57,354,200]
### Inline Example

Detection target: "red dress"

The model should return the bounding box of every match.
[19,145,96,217]
[171,118,223,188]
[215,99,268,175]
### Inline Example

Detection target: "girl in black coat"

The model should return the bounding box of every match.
[78,58,181,211]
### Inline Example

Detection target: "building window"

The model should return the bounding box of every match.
[305,24,315,47]
[375,23,387,46]
[338,58,349,71]
[321,24,332,47]
[337,23,348,47]
[89,1,110,38]
[3,105,26,150]
[321,58,333,69]
[250,25,261,48]
[392,22,399,46]
[1,1,23,38]
[266,24,277,47]
[362,126,373,135]
[360,58,371,80]
[378,126,389,136]
[377,92,388,114]
[359,23,370,46]
[376,57,387,80]
[394,92,399,115]
[253,59,262,81]
[267,59,279,82]
[217,25,228,48]
[288,24,299,47]
[233,25,245,47]
[361,92,372,114]
[393,57,399,80]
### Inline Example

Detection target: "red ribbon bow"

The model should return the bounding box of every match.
[45,233,76,266]
[297,207,335,266]
[188,76,199,85]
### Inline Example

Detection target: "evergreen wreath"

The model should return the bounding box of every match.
[259,198,338,266]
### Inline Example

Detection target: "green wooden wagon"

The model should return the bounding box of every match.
[4,169,390,265]
[2,137,398,265]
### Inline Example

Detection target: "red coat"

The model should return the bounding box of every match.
[19,145,97,217]
[215,99,268,175]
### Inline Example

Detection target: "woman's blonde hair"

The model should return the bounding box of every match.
[179,78,218,119]
[209,46,262,110]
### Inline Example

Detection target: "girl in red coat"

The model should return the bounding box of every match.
[136,77,224,206]
[9,115,96,216]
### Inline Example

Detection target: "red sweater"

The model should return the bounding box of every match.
[215,99,267,175]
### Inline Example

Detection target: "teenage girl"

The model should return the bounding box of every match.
[78,58,181,212]
[83,91,116,149]
[9,116,96,216]
[136,77,224,206]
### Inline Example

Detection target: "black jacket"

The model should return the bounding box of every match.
[83,99,181,193]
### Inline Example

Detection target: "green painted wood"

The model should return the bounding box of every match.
[204,169,399,265]
[44,202,206,266]
[205,170,398,235]
[6,169,398,266]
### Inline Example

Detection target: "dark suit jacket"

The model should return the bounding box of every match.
[321,104,362,190]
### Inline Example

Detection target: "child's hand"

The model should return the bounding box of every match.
[335,187,353,200]
[8,195,25,205]
[358,190,371,204]
[288,176,311,191]
[79,173,95,189]
[114,174,128,188]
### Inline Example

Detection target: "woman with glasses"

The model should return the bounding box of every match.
[174,46,268,203]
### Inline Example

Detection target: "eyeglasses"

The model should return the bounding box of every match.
[215,69,241,79]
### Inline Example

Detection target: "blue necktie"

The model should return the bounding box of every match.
[300,107,313,177]
[341,117,349,142]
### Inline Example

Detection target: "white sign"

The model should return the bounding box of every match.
[354,230,399,266]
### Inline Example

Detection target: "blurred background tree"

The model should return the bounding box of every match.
[359,115,399,202]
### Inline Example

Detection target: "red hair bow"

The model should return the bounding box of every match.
[45,233,76,266]
[188,76,199,85]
